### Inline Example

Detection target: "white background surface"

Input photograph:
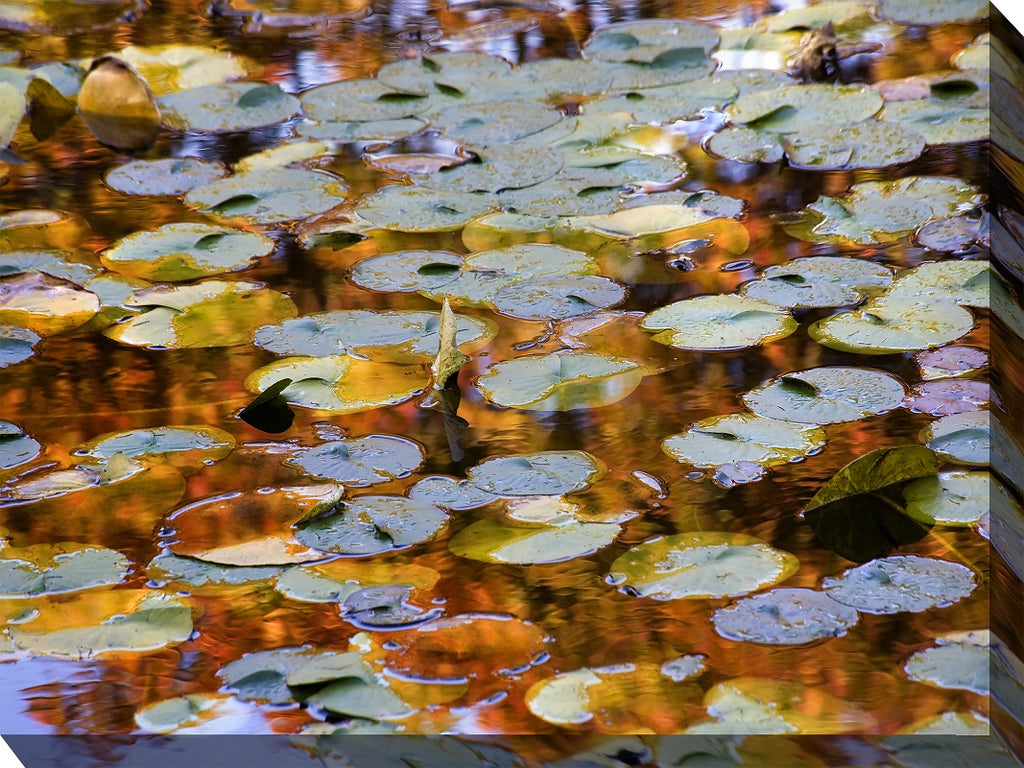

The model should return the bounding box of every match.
[2,2,1022,766]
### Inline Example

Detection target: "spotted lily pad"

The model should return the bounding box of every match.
[808,297,975,354]
[742,367,906,424]
[904,379,989,416]
[147,552,283,591]
[821,555,977,614]
[300,78,428,123]
[642,294,797,351]
[466,451,605,497]
[0,325,39,368]
[408,476,499,511]
[294,495,448,556]
[914,345,987,380]
[0,272,100,335]
[104,157,228,196]
[712,588,860,645]
[184,168,347,225]
[158,81,300,132]
[74,425,236,470]
[353,185,497,233]
[783,121,926,169]
[284,435,424,486]
[450,517,621,565]
[0,542,129,597]
[915,213,989,253]
[904,632,988,694]
[377,51,512,97]
[275,558,439,603]
[740,256,893,308]
[414,143,563,194]
[103,280,297,349]
[883,260,990,307]
[0,421,40,470]
[476,351,642,411]
[662,413,826,469]
[428,98,563,146]
[923,411,989,465]
[609,532,799,600]
[877,0,988,25]
[101,223,275,281]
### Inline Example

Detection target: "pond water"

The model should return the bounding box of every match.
[0,0,1013,761]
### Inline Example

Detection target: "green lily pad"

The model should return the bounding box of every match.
[742,367,906,424]
[883,259,989,307]
[642,294,797,351]
[377,51,512,97]
[253,308,495,363]
[0,248,101,285]
[135,693,259,735]
[104,157,228,196]
[663,413,825,470]
[414,143,563,194]
[0,272,100,335]
[491,275,626,321]
[608,531,799,600]
[583,19,719,64]
[184,168,347,225]
[901,711,991,736]
[781,176,983,245]
[727,84,882,134]
[407,476,499,510]
[0,421,40,470]
[147,552,283,591]
[218,646,336,704]
[294,495,448,556]
[808,297,975,354]
[158,81,300,133]
[298,117,426,142]
[880,102,988,145]
[822,555,977,614]
[923,410,989,465]
[0,542,129,597]
[953,34,990,70]
[712,587,861,645]
[300,77,428,123]
[475,351,643,411]
[245,356,426,414]
[101,223,275,281]
[586,78,737,124]
[103,279,297,349]
[354,185,497,232]
[705,126,784,163]
[275,558,439,603]
[7,590,194,658]
[740,255,893,308]
[0,325,39,368]
[781,121,926,169]
[0,80,25,149]
[563,199,735,238]
[904,632,989,694]
[484,57,615,100]
[428,98,564,146]
[466,451,605,497]
[449,517,621,565]
[305,677,413,721]
[284,435,424,486]
[74,425,236,470]
[116,43,253,96]
[877,0,987,25]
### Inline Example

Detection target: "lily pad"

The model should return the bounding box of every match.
[7,590,193,658]
[275,558,439,603]
[0,325,39,368]
[147,552,283,591]
[158,81,300,132]
[914,345,987,380]
[103,280,297,349]
[609,532,799,600]
[0,542,129,597]
[233,140,332,174]
[284,435,424,486]
[808,297,975,354]
[877,0,987,25]
[428,98,563,146]
[642,294,797,351]
[741,256,894,308]
[490,275,626,321]
[353,185,497,233]
[0,421,40,470]
[883,259,990,307]
[783,121,925,169]
[915,213,989,253]
[821,555,977,614]
[298,117,426,142]
[705,126,784,163]
[300,78,427,123]
[407,476,500,511]
[475,351,642,411]
[712,587,861,645]
[662,413,826,469]
[466,451,605,497]
[135,694,260,735]
[904,379,989,416]
[904,634,989,694]
[75,425,236,470]
[0,247,102,284]
[294,495,448,556]
[104,157,227,196]
[184,168,347,225]
[923,411,989,465]
[116,43,253,96]
[727,84,882,134]
[584,19,719,64]
[415,143,563,194]
[742,367,906,424]
[449,518,621,565]
[0,272,100,335]
[253,309,495,363]
[218,646,363,704]
[377,51,512,97]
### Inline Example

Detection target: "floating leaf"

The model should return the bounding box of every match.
[75,425,236,470]
[0,421,40,470]
[415,143,563,194]
[104,157,227,196]
[284,435,424,486]
[450,518,621,564]
[915,213,989,253]
[904,379,989,416]
[0,325,39,368]
[0,272,100,335]
[103,279,297,349]
[158,81,299,133]
[662,413,825,469]
[642,294,797,351]
[475,351,642,411]
[742,367,906,424]
[705,127,783,163]
[741,256,893,309]
[923,411,989,465]
[300,78,428,122]
[877,0,987,25]
[430,297,467,388]
[353,185,497,233]
[0,247,101,285]
[712,588,861,645]
[218,647,332,704]
[147,552,283,591]
[583,19,719,64]
[428,98,563,146]
[904,633,988,694]
[0,542,129,597]
[782,121,925,169]
[407,476,499,510]
[821,555,977,614]
[883,259,989,307]
[914,345,987,380]
[466,451,605,497]
[294,495,448,556]
[135,694,259,735]
[77,55,160,151]
[808,297,975,354]
[275,558,439,604]
[298,117,426,142]
[728,84,882,134]
[184,168,346,225]
[377,51,512,97]
[116,43,253,96]
[305,677,413,720]
[900,711,991,736]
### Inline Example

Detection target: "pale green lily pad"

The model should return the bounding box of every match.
[727,85,882,134]
[103,279,297,349]
[781,121,926,170]
[348,249,465,294]
[583,19,719,65]
[0,248,101,284]
[642,294,797,351]
[294,495,448,555]
[158,81,300,132]
[184,168,347,225]
[466,451,605,497]
[524,667,605,726]
[821,555,977,614]
[284,435,424,486]
[608,531,799,600]
[0,542,128,597]
[902,711,991,735]
[218,647,334,704]
[923,410,989,465]
[903,471,989,527]
[880,102,988,145]
[753,1,874,32]
[740,256,893,308]
[905,636,988,694]
[116,43,252,96]
[586,78,737,124]
[7,590,193,658]
[147,552,283,590]
[300,78,428,123]
[298,117,426,142]
[101,222,275,281]
[662,413,826,468]
[884,259,989,307]
[428,98,563,146]
[135,693,258,735]
[741,367,906,424]
[705,126,783,163]
[496,174,623,217]
[564,200,735,238]
[245,356,425,414]
[593,48,717,90]
[491,275,626,321]
[877,0,987,25]
[377,51,512,97]
[809,297,975,354]
[0,272,100,335]
[407,476,499,510]
[80,273,151,329]
[0,325,39,368]
[475,351,642,411]
[75,425,236,469]
[660,655,707,682]
[0,421,40,469]
[253,309,495,363]
[104,157,227,196]
[449,518,621,564]
[0,80,25,149]
[275,559,439,603]
[712,588,861,645]
[234,140,332,174]
[782,176,983,245]
[414,143,563,193]
[487,57,614,100]
[354,185,497,232]
[305,678,413,721]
